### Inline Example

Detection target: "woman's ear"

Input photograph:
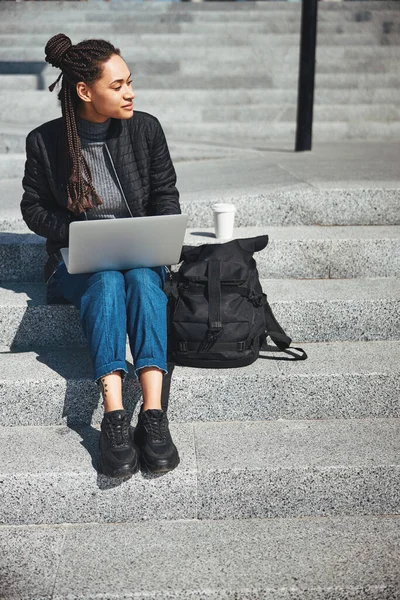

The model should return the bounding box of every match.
[76,82,92,103]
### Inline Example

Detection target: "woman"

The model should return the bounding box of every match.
[21,33,181,479]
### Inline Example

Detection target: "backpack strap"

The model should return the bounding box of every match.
[198,260,224,353]
[262,294,307,361]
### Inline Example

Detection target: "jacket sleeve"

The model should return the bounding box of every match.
[21,131,72,243]
[149,117,181,216]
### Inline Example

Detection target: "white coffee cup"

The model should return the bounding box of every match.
[212,203,236,240]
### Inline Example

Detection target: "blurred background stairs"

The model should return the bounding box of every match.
[0,1,399,598]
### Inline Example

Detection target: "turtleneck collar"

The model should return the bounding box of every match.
[77,117,111,143]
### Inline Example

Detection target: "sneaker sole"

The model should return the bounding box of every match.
[97,455,139,479]
[139,452,180,475]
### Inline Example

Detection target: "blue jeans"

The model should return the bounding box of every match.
[53,262,168,384]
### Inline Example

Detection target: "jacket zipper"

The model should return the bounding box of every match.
[104,143,133,218]
[47,145,132,284]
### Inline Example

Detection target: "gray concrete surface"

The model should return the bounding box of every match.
[2,226,399,282]
[195,418,400,519]
[0,341,399,426]
[0,1,399,598]
[1,142,399,224]
[1,516,398,599]
[0,418,398,525]
[0,278,399,348]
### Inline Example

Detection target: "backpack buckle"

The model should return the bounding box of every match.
[248,289,263,307]
[198,323,223,353]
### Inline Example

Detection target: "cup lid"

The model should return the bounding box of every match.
[212,203,236,212]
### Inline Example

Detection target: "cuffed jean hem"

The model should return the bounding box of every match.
[94,361,129,386]
[134,360,168,381]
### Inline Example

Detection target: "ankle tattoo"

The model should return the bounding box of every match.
[100,377,108,403]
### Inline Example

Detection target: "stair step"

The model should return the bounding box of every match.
[0,341,398,427]
[0,278,398,348]
[1,42,400,60]
[162,121,400,143]
[1,86,398,106]
[2,103,400,130]
[4,113,400,156]
[1,226,399,282]
[0,0,398,593]
[0,33,385,56]
[4,52,400,76]
[2,514,399,599]
[2,184,399,232]
[0,21,391,36]
[1,0,398,10]
[0,12,397,30]
[0,418,398,525]
[41,72,400,92]
[201,105,400,122]
[187,226,400,279]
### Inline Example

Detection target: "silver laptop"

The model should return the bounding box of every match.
[60,214,188,275]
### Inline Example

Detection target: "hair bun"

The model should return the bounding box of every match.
[45,33,72,69]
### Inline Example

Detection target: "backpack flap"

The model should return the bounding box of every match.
[180,234,268,265]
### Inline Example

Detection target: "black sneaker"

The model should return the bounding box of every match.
[98,409,139,478]
[134,406,180,474]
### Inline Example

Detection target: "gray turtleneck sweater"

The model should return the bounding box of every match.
[77,117,131,220]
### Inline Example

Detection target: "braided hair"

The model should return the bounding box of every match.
[45,33,121,215]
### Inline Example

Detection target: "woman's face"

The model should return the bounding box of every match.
[76,53,135,122]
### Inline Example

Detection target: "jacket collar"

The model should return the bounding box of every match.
[107,117,123,140]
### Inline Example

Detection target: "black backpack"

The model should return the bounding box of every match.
[165,235,307,368]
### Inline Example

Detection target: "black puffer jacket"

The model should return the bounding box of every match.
[21,110,181,284]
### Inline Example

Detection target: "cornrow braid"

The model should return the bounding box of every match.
[45,33,121,215]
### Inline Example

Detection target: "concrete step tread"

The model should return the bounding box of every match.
[1,86,399,102]
[1,180,399,231]
[1,0,398,9]
[4,104,400,121]
[0,34,383,48]
[2,224,400,243]
[0,418,398,524]
[1,46,400,60]
[4,123,400,151]
[1,277,399,306]
[189,225,400,241]
[2,277,398,347]
[2,339,398,380]
[0,340,399,426]
[0,17,395,28]
[0,26,392,44]
[2,225,399,282]
[2,416,397,473]
[2,515,399,600]
[3,145,400,187]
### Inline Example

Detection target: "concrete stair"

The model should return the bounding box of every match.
[1,226,399,281]
[2,516,399,599]
[1,418,399,526]
[0,340,399,426]
[1,277,399,347]
[0,1,399,598]
[0,0,399,142]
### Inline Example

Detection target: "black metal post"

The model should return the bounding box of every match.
[295,0,318,152]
